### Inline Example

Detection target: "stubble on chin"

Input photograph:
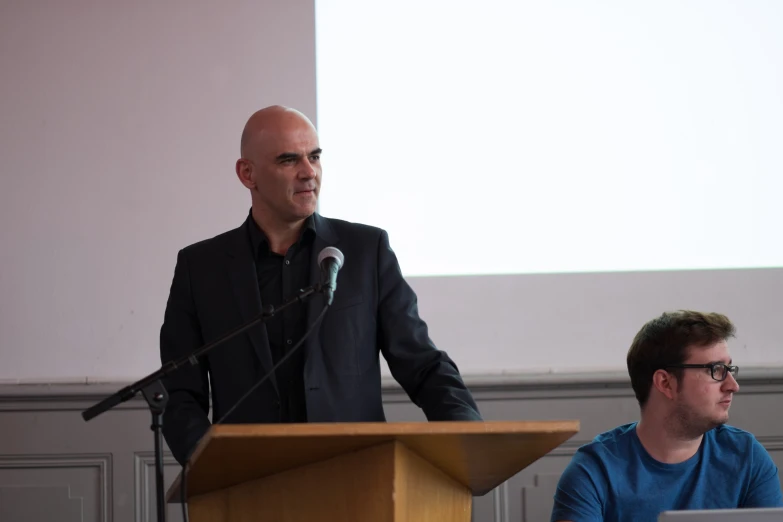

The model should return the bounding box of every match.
[669,403,726,439]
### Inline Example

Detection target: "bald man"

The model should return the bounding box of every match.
[159,106,482,465]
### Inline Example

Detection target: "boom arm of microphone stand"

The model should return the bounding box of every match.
[81,284,322,422]
[78,283,324,522]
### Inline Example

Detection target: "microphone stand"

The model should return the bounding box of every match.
[80,284,324,522]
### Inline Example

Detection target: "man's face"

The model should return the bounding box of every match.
[670,340,739,436]
[244,115,322,223]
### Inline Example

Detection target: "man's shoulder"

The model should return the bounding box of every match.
[564,423,640,473]
[711,423,755,438]
[179,225,243,257]
[317,214,386,239]
[558,423,636,506]
[579,422,639,455]
[707,424,761,453]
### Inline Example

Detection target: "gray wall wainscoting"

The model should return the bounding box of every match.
[2,369,782,522]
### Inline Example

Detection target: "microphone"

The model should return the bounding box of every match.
[317,246,344,306]
[183,296,332,522]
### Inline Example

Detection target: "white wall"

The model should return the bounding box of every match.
[408,268,783,376]
[0,0,317,382]
[1,0,780,383]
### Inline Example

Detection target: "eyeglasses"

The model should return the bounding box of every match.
[664,363,739,382]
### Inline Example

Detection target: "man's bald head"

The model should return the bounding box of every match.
[234,105,322,230]
[240,105,317,159]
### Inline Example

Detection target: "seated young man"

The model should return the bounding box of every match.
[551,310,783,522]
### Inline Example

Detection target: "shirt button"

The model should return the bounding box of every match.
[286,339,293,345]
[285,260,290,266]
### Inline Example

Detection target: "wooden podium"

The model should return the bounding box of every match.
[166,420,579,522]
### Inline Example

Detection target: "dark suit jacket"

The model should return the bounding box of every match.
[159,213,481,465]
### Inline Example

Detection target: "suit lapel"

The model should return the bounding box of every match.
[226,225,278,395]
[305,214,339,370]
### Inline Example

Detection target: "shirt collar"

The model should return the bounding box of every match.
[246,210,317,258]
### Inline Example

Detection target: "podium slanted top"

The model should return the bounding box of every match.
[166,419,579,502]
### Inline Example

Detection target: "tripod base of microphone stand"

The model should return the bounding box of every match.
[141,380,170,522]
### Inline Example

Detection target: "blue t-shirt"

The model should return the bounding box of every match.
[551,423,783,522]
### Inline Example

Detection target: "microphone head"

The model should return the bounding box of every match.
[317,246,344,269]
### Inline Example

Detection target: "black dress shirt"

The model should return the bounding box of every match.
[246,212,315,423]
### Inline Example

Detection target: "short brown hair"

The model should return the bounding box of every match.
[626,310,736,407]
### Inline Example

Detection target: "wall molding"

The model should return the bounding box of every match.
[0,453,112,522]
[759,437,783,452]
[493,480,510,522]
[1,373,781,522]
[1,367,782,408]
[133,451,181,522]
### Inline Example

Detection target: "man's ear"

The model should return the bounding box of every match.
[652,369,677,401]
[235,159,255,189]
